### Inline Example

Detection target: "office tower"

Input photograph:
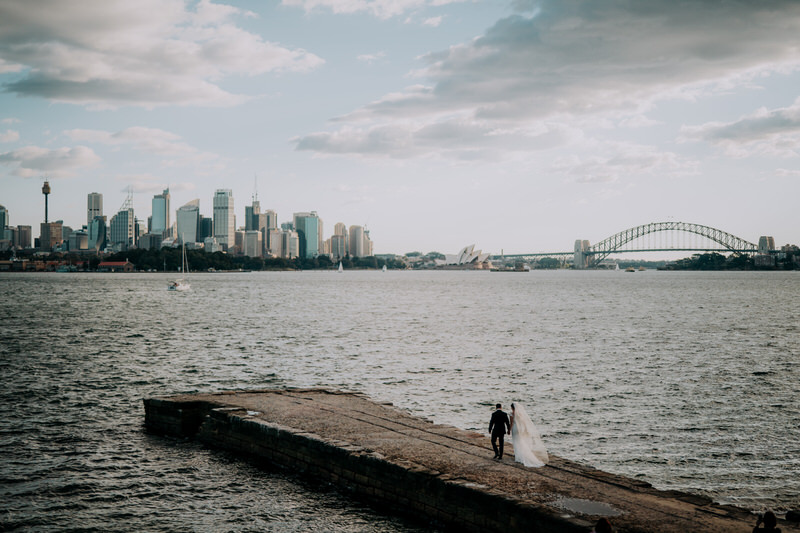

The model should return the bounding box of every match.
[151,188,170,236]
[17,225,31,249]
[109,194,135,248]
[213,189,234,249]
[245,200,260,231]
[88,216,107,251]
[0,204,7,232]
[364,228,373,256]
[199,216,213,241]
[234,230,245,255]
[266,228,282,257]
[330,234,347,260]
[87,192,103,226]
[68,230,88,251]
[293,211,320,259]
[282,230,299,259]
[349,225,365,258]
[39,221,63,251]
[244,230,263,258]
[177,199,201,243]
[264,210,277,231]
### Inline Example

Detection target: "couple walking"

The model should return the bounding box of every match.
[489,402,548,467]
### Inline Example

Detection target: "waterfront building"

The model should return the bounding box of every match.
[87,193,103,226]
[213,189,235,250]
[176,199,201,243]
[151,188,170,237]
[139,233,163,250]
[244,230,263,258]
[293,212,320,259]
[0,204,7,232]
[204,236,222,253]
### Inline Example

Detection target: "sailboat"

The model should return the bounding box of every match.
[382,265,387,272]
[168,239,191,291]
[338,261,343,273]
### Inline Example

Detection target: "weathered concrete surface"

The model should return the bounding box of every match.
[144,388,795,533]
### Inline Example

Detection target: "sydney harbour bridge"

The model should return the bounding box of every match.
[497,221,775,269]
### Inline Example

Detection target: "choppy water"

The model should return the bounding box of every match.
[1,270,798,531]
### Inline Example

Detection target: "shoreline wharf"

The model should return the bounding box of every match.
[143,388,794,533]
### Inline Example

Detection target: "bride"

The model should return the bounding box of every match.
[509,402,548,467]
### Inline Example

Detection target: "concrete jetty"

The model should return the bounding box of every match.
[143,388,795,533]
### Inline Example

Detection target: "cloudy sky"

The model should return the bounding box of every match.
[1,0,798,255]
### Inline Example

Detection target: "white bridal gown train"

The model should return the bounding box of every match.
[510,402,548,467]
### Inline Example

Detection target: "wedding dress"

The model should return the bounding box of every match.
[510,402,548,467]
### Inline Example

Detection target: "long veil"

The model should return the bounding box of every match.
[511,402,548,467]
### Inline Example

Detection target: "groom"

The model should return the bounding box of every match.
[488,403,511,460]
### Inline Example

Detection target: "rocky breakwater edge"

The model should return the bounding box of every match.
[143,388,798,533]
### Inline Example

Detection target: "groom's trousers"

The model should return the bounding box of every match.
[491,432,505,458]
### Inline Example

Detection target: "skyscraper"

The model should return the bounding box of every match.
[109,194,135,249]
[349,225,365,258]
[0,204,8,231]
[151,188,170,236]
[213,189,235,249]
[293,212,320,259]
[245,200,260,231]
[88,216,107,251]
[176,199,201,243]
[87,192,103,226]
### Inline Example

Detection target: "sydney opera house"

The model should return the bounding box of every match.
[439,244,492,269]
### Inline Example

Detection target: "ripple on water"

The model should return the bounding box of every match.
[1,271,798,530]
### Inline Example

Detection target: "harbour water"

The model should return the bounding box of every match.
[1,270,798,531]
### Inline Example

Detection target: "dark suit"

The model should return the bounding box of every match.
[489,409,511,458]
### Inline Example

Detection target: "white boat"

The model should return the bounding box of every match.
[168,240,191,291]
[338,262,343,273]
[382,265,387,272]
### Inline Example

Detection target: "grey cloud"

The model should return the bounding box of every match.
[295,119,572,159]
[296,0,800,159]
[0,145,100,177]
[681,100,800,156]
[0,0,323,108]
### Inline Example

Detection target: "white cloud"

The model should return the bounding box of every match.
[0,0,324,108]
[65,127,219,167]
[2,118,21,124]
[0,145,100,177]
[681,98,800,157]
[282,0,462,20]
[357,52,386,64]
[0,130,19,142]
[295,0,800,160]
[295,117,575,159]
[422,16,442,27]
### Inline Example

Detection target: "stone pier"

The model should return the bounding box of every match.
[143,388,794,533]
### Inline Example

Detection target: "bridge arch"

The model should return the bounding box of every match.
[579,222,758,268]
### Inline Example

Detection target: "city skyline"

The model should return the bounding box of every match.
[1,1,799,255]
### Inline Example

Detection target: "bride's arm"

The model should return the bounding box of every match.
[508,414,514,434]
